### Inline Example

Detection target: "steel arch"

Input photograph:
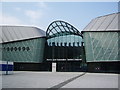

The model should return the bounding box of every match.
[46,20,82,39]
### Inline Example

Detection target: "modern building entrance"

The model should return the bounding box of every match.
[45,20,85,72]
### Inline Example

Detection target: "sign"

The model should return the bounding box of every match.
[52,63,56,72]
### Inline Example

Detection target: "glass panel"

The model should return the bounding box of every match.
[51,28,57,34]
[59,26,65,32]
[2,38,46,63]
[83,32,94,62]
[55,27,61,32]
[61,22,66,26]
[84,32,119,62]
[56,22,61,26]
[64,27,70,32]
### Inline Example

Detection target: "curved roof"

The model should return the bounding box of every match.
[83,12,120,32]
[1,26,46,43]
[46,20,82,39]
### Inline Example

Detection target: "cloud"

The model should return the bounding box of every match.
[0,13,44,30]
[0,14,23,25]
[37,2,48,9]
[0,2,48,30]
[15,7,21,11]
[25,10,42,20]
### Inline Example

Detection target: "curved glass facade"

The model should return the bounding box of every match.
[83,32,120,62]
[46,21,83,61]
[46,35,82,60]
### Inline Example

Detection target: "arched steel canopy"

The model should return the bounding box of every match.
[46,20,82,39]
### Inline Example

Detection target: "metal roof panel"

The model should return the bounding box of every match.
[1,26,46,43]
[106,14,118,31]
[98,13,116,31]
[91,16,106,31]
[83,13,119,32]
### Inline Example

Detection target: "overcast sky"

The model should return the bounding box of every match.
[0,2,118,31]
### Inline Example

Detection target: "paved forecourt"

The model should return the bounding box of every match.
[1,71,119,89]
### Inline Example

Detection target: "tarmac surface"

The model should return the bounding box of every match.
[1,71,119,89]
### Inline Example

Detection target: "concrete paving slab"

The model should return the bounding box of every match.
[2,71,83,88]
[62,73,118,88]
[1,71,119,89]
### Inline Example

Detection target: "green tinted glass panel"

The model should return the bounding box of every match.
[2,38,45,63]
[83,32,119,62]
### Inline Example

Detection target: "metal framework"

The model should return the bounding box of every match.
[46,20,82,39]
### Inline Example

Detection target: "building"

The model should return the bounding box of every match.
[1,26,51,71]
[1,12,120,73]
[1,20,85,72]
[45,20,85,72]
[82,12,120,73]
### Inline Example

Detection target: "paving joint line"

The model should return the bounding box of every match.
[47,72,86,90]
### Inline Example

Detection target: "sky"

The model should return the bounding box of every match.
[0,2,119,31]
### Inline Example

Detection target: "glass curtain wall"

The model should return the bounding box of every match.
[83,31,119,62]
[2,38,46,63]
[47,35,82,60]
